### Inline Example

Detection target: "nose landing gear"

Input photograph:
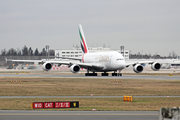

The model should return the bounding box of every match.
[111,70,122,76]
[101,72,109,76]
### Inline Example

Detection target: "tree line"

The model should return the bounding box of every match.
[129,51,178,59]
[1,46,178,59]
[1,45,54,56]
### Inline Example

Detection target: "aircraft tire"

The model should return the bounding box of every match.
[93,73,97,76]
[85,73,97,76]
[118,73,122,76]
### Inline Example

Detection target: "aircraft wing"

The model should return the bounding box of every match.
[7,59,71,65]
[7,59,104,70]
[40,60,105,70]
[7,59,45,63]
[6,59,45,64]
[48,61,105,70]
[125,60,155,67]
[125,59,180,67]
[50,56,82,61]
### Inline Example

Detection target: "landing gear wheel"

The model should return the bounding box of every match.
[93,73,97,76]
[85,73,97,76]
[118,73,122,76]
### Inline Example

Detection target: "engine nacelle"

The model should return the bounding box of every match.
[42,62,52,71]
[70,64,80,73]
[133,64,143,73]
[151,62,161,71]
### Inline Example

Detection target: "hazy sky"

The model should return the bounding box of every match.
[0,0,180,56]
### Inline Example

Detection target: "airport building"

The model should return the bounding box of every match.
[55,45,130,60]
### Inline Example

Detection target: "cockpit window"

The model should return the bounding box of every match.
[116,58,123,60]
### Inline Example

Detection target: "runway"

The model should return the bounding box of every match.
[0,95,180,99]
[0,110,158,120]
[0,73,180,80]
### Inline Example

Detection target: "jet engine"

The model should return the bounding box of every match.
[70,64,80,73]
[151,62,161,71]
[133,64,143,73]
[42,62,52,71]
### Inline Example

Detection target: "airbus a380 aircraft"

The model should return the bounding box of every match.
[8,25,161,76]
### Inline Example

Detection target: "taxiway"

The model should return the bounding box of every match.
[0,110,158,120]
[0,95,180,99]
[0,73,179,80]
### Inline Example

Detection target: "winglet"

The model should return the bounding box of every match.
[79,24,89,53]
[5,57,7,63]
[5,58,12,62]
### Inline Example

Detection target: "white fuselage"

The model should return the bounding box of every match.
[82,51,125,71]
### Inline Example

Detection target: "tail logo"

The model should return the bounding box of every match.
[79,25,88,53]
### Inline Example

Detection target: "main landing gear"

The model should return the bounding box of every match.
[85,70,97,76]
[85,73,97,76]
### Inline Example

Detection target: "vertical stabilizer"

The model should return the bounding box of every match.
[79,24,89,53]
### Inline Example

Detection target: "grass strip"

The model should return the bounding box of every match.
[0,77,180,96]
[0,97,180,111]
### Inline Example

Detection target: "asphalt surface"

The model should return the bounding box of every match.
[0,73,180,80]
[0,95,180,99]
[0,110,158,120]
